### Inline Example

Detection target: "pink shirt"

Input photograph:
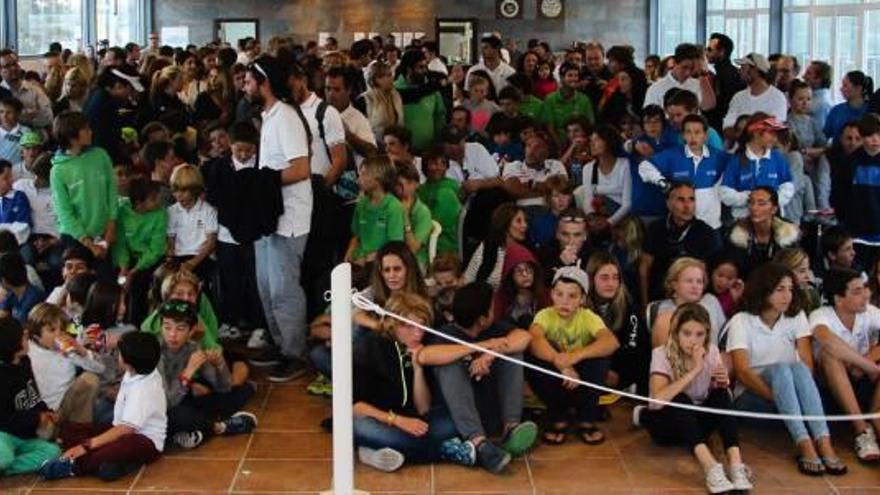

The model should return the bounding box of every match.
[649,344,723,410]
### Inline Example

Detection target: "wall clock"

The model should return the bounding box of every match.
[496,0,523,19]
[538,0,565,19]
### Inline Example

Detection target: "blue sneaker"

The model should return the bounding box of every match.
[476,441,511,474]
[439,437,476,466]
[39,457,75,480]
[222,411,258,435]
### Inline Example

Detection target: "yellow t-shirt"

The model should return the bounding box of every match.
[533,307,605,352]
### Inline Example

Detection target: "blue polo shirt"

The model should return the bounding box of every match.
[720,147,793,218]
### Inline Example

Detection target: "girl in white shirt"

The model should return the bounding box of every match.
[581,126,632,229]
[651,257,727,349]
[728,262,846,476]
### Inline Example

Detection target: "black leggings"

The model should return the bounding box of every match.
[643,389,740,451]
[526,356,609,424]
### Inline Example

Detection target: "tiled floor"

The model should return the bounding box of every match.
[3,372,878,494]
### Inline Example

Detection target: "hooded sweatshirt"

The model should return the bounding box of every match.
[50,146,119,241]
[493,242,549,325]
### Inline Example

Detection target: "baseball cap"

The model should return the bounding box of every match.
[110,68,144,92]
[734,53,771,73]
[552,266,590,295]
[747,116,788,133]
[19,131,42,148]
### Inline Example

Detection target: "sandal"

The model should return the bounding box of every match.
[796,456,825,476]
[541,422,568,445]
[821,456,848,476]
[577,423,605,445]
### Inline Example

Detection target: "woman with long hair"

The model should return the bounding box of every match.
[54,67,90,115]
[463,203,530,290]
[728,187,799,277]
[149,65,187,122]
[581,125,632,233]
[193,65,234,127]
[361,62,404,144]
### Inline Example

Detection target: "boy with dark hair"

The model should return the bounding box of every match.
[140,140,179,207]
[50,111,118,271]
[0,252,45,323]
[39,331,165,481]
[418,282,537,474]
[820,226,857,273]
[662,89,724,149]
[0,97,31,171]
[0,158,31,244]
[45,245,94,309]
[0,316,62,476]
[157,300,256,450]
[838,114,880,267]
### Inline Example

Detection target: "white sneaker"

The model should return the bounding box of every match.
[632,405,646,427]
[247,328,268,349]
[728,462,753,491]
[357,446,405,472]
[705,463,735,494]
[855,428,880,462]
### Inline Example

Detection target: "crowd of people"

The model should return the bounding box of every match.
[0,26,878,493]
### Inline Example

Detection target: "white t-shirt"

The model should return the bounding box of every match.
[339,104,377,168]
[448,142,500,184]
[726,311,811,371]
[167,199,218,256]
[13,178,57,237]
[809,305,880,359]
[259,101,312,238]
[299,93,346,177]
[465,61,516,92]
[502,159,567,207]
[643,73,704,109]
[114,369,167,451]
[581,157,633,225]
[723,85,788,129]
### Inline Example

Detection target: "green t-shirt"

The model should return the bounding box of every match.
[408,198,433,271]
[352,193,406,260]
[543,90,595,135]
[533,307,605,352]
[417,179,461,255]
[113,203,168,272]
[394,76,447,152]
[520,95,547,124]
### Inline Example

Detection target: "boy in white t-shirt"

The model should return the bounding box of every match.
[810,268,880,462]
[39,332,166,481]
[167,164,218,284]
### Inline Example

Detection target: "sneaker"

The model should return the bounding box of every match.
[502,421,538,456]
[39,458,75,480]
[705,463,735,494]
[632,405,646,428]
[173,430,204,449]
[728,462,754,491]
[307,373,333,397]
[476,441,512,474]
[221,411,258,435]
[439,438,477,466]
[357,446,405,472]
[268,360,308,383]
[248,348,281,368]
[97,461,141,481]
[855,428,880,462]
[247,328,269,349]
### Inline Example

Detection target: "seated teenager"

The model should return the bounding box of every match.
[639,303,753,494]
[419,282,537,474]
[45,245,94,310]
[463,203,529,290]
[353,293,476,473]
[651,257,726,348]
[0,252,45,324]
[537,211,593,283]
[492,242,550,328]
[526,175,574,249]
[0,317,62,476]
[158,300,256,450]
[728,187,799,278]
[728,262,846,476]
[142,270,221,351]
[526,267,619,445]
[809,268,880,462]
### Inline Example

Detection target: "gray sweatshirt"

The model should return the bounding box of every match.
[159,341,231,408]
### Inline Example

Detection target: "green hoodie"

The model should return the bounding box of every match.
[50,147,119,241]
[394,76,446,152]
[113,202,168,272]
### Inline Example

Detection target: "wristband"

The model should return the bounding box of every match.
[387,410,396,426]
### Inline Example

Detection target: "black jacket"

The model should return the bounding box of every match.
[353,334,418,416]
[0,357,49,438]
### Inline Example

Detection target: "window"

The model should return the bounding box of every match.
[97,0,141,47]
[16,0,83,56]
[657,0,699,56]
[707,0,770,59]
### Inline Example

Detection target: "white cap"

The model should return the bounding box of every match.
[110,68,144,92]
[552,266,590,295]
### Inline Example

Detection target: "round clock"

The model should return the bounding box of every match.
[499,0,521,19]
[540,0,563,18]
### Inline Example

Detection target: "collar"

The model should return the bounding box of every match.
[745,145,771,161]
[666,71,688,86]
[300,92,319,109]
[261,100,283,119]
[0,124,20,137]
[666,214,693,233]
[684,145,709,159]
[2,189,17,200]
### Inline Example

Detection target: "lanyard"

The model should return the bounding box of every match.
[394,341,409,409]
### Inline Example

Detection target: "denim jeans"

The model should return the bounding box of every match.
[735,361,830,444]
[254,233,308,360]
[354,406,458,463]
[308,324,370,378]
[432,353,525,440]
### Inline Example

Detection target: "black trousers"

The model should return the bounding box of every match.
[216,241,265,329]
[643,389,740,451]
[526,356,609,423]
[167,383,256,441]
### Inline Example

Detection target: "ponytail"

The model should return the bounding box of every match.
[846,71,874,99]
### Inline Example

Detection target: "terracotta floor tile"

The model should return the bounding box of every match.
[820,448,880,488]
[30,490,128,494]
[434,459,532,492]
[837,489,880,494]
[746,454,840,490]
[621,453,706,490]
[133,458,238,491]
[0,474,35,494]
[530,457,630,492]
[354,463,432,493]
[246,431,331,459]
[234,459,331,492]
[165,432,251,459]
[32,467,137,491]
[527,434,619,459]
[258,402,330,430]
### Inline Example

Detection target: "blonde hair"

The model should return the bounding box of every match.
[379,293,434,338]
[170,163,204,194]
[773,247,809,274]
[613,216,645,265]
[60,67,89,101]
[160,269,201,302]
[26,302,70,339]
[150,65,182,106]
[664,257,707,298]
[665,303,712,380]
[67,54,94,86]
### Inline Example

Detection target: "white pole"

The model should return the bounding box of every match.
[323,263,366,495]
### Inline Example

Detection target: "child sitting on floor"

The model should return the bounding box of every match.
[157,300,256,450]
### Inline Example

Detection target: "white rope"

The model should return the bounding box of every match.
[352,292,880,423]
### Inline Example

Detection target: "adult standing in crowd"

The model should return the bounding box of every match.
[705,33,745,133]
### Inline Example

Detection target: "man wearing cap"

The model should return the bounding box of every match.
[13,131,41,182]
[0,50,52,129]
[722,53,788,130]
[82,67,144,164]
[643,43,714,112]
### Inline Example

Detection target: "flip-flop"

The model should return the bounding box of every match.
[577,424,605,445]
[796,456,825,476]
[541,422,568,445]
[821,456,848,476]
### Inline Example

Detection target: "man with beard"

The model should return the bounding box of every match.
[394,50,446,152]
[705,33,745,133]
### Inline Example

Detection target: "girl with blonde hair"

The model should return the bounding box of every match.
[651,257,726,348]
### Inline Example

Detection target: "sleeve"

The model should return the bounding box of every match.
[352,339,382,405]
[198,296,222,350]
[823,107,836,140]
[707,128,724,150]
[473,144,500,179]
[808,308,832,335]
[323,106,347,147]
[793,311,812,340]
[166,207,178,238]
[133,210,168,271]
[501,162,522,180]
[102,151,119,222]
[722,93,742,129]
[608,161,632,225]
[70,350,107,374]
[639,151,671,186]
[386,201,405,243]
[203,203,219,234]
[112,211,130,269]
[776,154,795,207]
[724,314,750,352]
[50,166,87,240]
[643,84,660,109]
[649,347,672,377]
[412,204,433,245]
[198,362,232,394]
[812,119,828,147]
[585,309,607,341]
[279,108,310,162]
[462,243,484,284]
[122,379,164,428]
[719,156,751,207]
[581,162,596,215]
[433,94,447,137]
[581,96,595,124]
